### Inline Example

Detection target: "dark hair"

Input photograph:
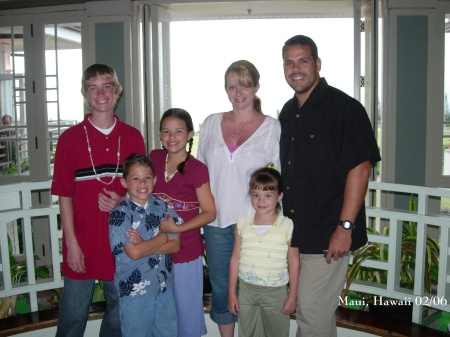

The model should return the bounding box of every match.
[80,64,122,109]
[160,108,194,175]
[2,115,12,122]
[224,60,262,113]
[282,35,319,62]
[249,164,283,212]
[122,153,155,178]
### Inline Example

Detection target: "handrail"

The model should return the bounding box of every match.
[0,181,62,314]
[349,181,450,325]
[0,180,449,329]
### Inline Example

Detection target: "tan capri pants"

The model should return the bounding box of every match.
[238,280,291,337]
[296,254,350,337]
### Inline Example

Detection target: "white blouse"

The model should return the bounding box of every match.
[197,112,281,228]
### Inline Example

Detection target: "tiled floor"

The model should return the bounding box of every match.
[12,317,372,337]
[204,315,298,336]
[204,316,237,337]
[204,316,372,337]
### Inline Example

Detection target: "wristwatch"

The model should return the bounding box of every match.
[338,220,355,230]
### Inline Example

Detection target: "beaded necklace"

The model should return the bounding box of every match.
[83,125,121,185]
[164,153,177,182]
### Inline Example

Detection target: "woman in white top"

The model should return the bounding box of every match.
[197,60,281,337]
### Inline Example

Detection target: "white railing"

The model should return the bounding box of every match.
[0,181,62,314]
[0,181,449,328]
[351,181,450,325]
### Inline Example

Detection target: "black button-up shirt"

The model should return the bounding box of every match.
[279,78,381,254]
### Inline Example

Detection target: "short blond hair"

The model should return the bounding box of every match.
[80,64,122,109]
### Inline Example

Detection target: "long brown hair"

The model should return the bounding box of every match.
[160,108,194,174]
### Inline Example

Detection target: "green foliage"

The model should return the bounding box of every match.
[0,235,50,318]
[1,158,29,176]
[444,93,450,122]
[92,281,104,302]
[5,235,50,285]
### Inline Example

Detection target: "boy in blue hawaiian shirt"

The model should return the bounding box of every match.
[109,153,182,337]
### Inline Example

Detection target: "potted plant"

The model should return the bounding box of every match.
[341,195,440,320]
[0,235,50,318]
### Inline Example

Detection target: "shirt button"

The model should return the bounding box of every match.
[291,137,294,141]
[290,209,294,213]
[106,148,110,151]
[310,134,314,138]
[296,114,300,118]
[288,161,291,165]
[287,186,290,190]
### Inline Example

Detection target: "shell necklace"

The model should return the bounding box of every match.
[165,154,177,182]
[83,125,121,185]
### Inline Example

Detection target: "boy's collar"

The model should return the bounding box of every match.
[126,194,148,209]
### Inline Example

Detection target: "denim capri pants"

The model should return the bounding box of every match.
[203,224,238,325]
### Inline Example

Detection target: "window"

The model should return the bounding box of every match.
[0,25,29,177]
[140,1,382,226]
[44,22,83,176]
[443,14,450,175]
[144,1,380,162]
[0,12,84,182]
[170,18,354,135]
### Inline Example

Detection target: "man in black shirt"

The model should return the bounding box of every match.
[279,35,381,337]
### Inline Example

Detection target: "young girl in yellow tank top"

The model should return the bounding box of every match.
[228,164,300,337]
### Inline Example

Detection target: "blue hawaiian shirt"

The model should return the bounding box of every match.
[109,195,183,298]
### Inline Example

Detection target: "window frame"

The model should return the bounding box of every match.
[0,9,86,183]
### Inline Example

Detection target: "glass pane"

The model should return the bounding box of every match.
[360,16,366,107]
[31,216,54,285]
[0,25,29,176]
[44,22,83,175]
[441,197,450,215]
[47,102,58,123]
[170,18,354,141]
[46,76,57,89]
[46,89,57,103]
[443,14,450,175]
[361,0,383,183]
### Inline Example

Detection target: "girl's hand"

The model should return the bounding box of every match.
[281,296,296,315]
[127,229,143,244]
[160,213,180,234]
[227,293,240,316]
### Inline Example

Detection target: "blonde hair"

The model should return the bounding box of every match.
[80,64,122,109]
[224,60,262,113]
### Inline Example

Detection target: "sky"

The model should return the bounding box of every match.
[169,18,355,130]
